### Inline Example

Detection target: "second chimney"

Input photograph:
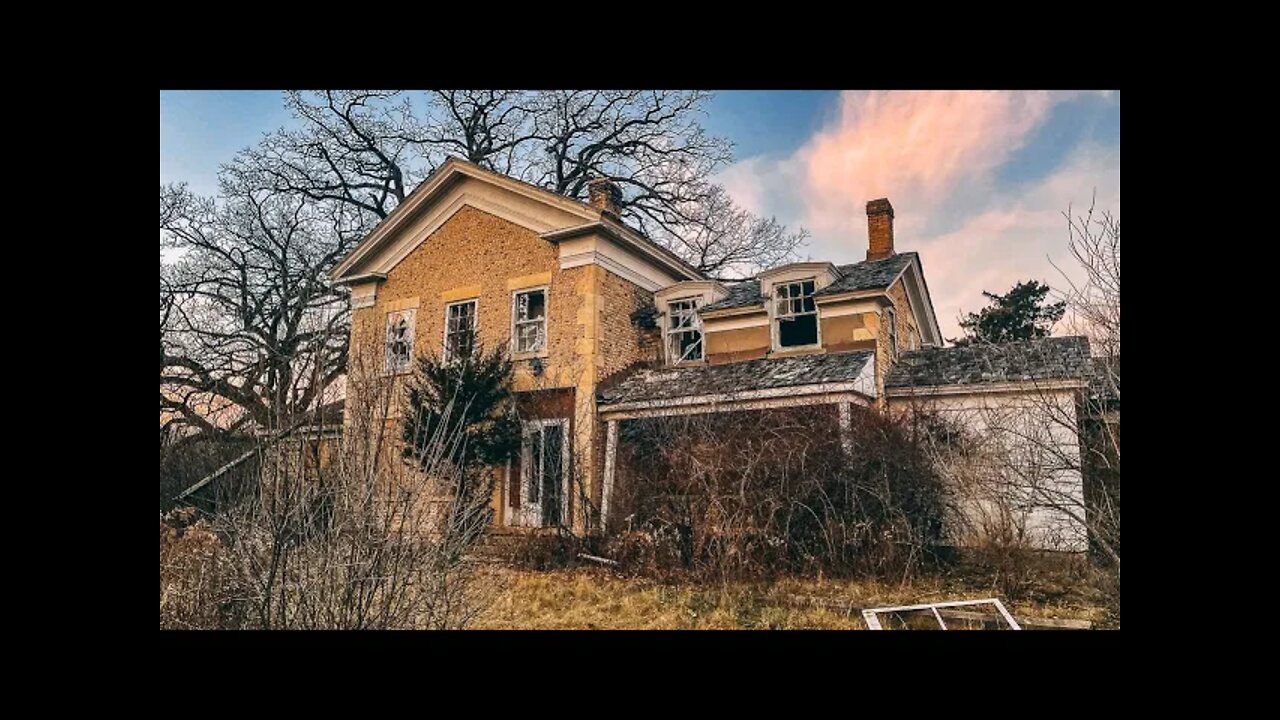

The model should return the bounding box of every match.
[588,177,622,218]
[866,198,895,261]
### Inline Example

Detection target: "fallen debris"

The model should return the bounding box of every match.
[577,553,619,567]
[862,598,1021,630]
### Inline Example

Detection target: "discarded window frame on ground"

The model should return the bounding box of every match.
[862,598,1021,630]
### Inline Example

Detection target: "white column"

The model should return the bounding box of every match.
[838,402,853,456]
[601,419,618,534]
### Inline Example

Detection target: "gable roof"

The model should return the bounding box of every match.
[598,350,876,405]
[884,336,1092,390]
[329,157,703,282]
[702,253,917,313]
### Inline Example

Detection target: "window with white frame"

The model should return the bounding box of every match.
[666,297,703,364]
[885,306,898,359]
[385,309,416,373]
[518,419,567,527]
[513,288,547,354]
[774,278,818,348]
[444,299,477,362]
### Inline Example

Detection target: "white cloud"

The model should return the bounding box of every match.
[715,91,1119,341]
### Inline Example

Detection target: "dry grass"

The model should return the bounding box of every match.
[473,567,1112,630]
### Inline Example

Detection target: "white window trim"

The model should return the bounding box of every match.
[384,308,416,375]
[885,306,898,360]
[664,296,705,365]
[508,418,571,527]
[442,298,479,363]
[771,277,822,352]
[510,286,550,357]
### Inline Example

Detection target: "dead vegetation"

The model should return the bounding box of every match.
[474,566,1112,630]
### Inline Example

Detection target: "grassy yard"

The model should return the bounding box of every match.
[473,566,1114,630]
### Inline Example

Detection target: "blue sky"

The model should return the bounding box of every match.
[160,90,1120,339]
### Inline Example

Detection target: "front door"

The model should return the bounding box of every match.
[508,419,569,527]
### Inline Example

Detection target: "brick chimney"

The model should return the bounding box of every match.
[588,177,622,218]
[866,198,895,261]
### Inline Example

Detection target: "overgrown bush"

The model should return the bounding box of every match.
[159,348,503,630]
[606,405,951,581]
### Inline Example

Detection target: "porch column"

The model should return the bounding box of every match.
[601,419,618,534]
[838,402,853,455]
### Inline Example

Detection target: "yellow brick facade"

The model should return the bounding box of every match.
[347,205,665,533]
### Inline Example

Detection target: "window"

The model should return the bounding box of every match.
[885,306,898,359]
[444,299,477,362]
[517,419,567,527]
[385,309,415,373]
[774,278,818,348]
[666,297,703,364]
[513,288,547,354]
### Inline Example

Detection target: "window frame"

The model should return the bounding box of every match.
[512,418,570,527]
[510,286,549,357]
[771,277,821,352]
[442,298,479,364]
[384,308,416,375]
[885,306,898,360]
[665,296,705,365]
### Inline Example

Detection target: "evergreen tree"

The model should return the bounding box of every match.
[954,280,1066,346]
[402,334,521,534]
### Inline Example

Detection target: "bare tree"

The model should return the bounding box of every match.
[160,341,502,629]
[223,90,802,279]
[159,183,358,438]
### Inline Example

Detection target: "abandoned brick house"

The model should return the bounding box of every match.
[330,158,1093,551]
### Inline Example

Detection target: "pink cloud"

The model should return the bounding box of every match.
[798,91,1061,238]
[713,91,1119,343]
[917,143,1120,340]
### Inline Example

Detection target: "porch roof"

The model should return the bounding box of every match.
[884,336,1092,390]
[597,350,875,408]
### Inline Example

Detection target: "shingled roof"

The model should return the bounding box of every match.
[884,336,1092,389]
[598,351,876,405]
[702,252,917,313]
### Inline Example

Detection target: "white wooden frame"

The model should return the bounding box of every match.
[442,298,478,363]
[885,305,898,361]
[771,277,822,352]
[384,308,416,375]
[862,598,1021,630]
[508,418,571,528]
[664,296,705,365]
[510,286,549,357]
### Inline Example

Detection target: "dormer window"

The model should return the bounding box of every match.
[774,278,818,349]
[666,297,703,364]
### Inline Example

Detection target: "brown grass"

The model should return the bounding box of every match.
[473,567,1112,630]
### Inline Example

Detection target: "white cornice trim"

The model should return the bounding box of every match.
[599,382,874,421]
[369,192,559,276]
[884,378,1086,398]
[543,220,703,282]
[331,157,598,280]
[560,248,665,292]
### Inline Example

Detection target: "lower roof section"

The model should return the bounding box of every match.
[597,351,876,419]
[884,336,1092,392]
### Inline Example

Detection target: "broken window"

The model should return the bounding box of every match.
[862,599,1021,630]
[385,309,415,374]
[513,288,547,354]
[444,299,477,362]
[775,278,818,348]
[885,306,898,359]
[666,297,703,364]
[519,420,567,527]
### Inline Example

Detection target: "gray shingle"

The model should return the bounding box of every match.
[598,351,875,405]
[702,253,916,313]
[884,336,1092,389]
